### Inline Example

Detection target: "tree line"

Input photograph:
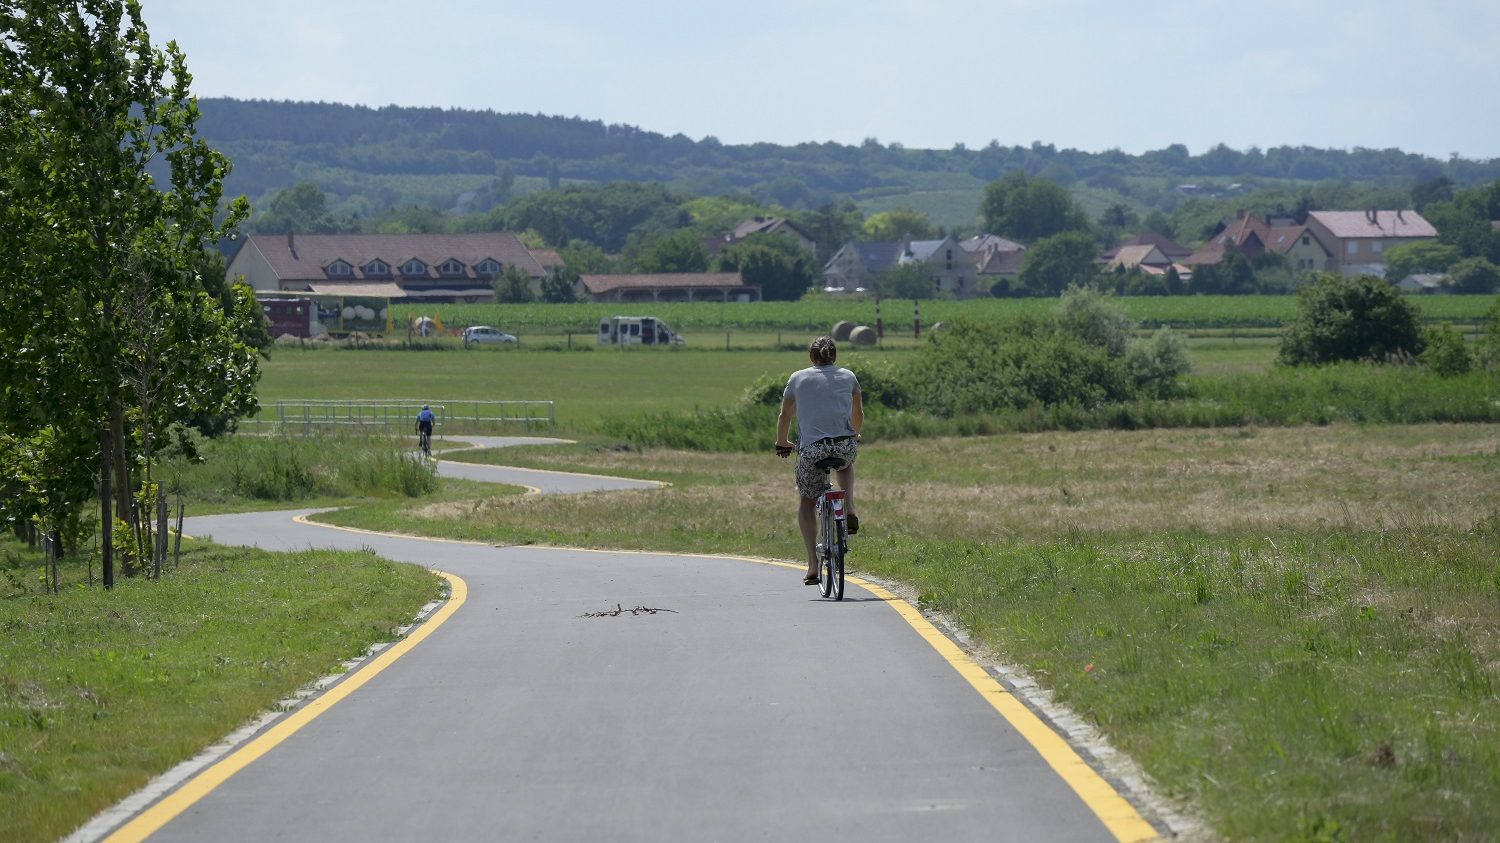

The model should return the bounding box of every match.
[193,97,1500,220]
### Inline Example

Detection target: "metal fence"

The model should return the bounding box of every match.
[237,398,555,435]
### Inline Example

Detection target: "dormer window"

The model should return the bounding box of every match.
[401,259,428,276]
[364,259,390,276]
[477,258,502,275]
[439,259,466,277]
[327,259,352,277]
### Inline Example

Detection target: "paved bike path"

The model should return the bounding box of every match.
[98,448,1151,842]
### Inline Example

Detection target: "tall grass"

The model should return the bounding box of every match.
[599,363,1500,450]
[165,433,438,504]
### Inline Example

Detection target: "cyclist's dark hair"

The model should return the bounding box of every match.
[809,335,837,365]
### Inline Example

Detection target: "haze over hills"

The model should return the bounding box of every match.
[196,97,1500,233]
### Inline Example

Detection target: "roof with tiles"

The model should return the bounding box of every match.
[959,234,1026,253]
[1107,244,1171,271]
[581,272,751,295]
[246,232,544,282]
[1307,210,1437,239]
[1103,231,1192,260]
[978,249,1026,275]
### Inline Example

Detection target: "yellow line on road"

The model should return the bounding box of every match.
[179,512,1154,841]
[101,570,468,843]
[849,574,1159,842]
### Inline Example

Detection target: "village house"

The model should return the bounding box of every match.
[701,216,816,257]
[822,236,981,297]
[821,241,905,291]
[225,231,549,303]
[1304,209,1438,276]
[1178,212,1335,275]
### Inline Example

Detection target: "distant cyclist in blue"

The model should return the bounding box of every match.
[416,404,435,450]
[776,335,863,585]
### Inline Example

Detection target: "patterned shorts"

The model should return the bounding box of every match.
[794,437,858,499]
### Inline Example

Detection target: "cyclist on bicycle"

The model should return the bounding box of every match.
[775,335,862,585]
[415,404,435,453]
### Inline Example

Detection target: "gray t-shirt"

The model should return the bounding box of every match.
[783,365,861,447]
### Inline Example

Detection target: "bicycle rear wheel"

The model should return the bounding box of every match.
[818,505,833,598]
[830,527,846,601]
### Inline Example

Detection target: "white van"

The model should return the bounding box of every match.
[597,316,684,346]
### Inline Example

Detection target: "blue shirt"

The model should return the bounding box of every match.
[417,409,435,424]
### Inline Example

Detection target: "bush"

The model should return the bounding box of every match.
[1480,300,1500,369]
[1278,274,1423,365]
[1419,324,1474,376]
[1058,285,1131,356]
[901,316,1133,417]
[1127,328,1192,398]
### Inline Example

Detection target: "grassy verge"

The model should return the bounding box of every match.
[0,541,443,843]
[312,424,1500,838]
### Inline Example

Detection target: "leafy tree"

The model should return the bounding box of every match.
[1383,241,1461,282]
[1099,203,1140,230]
[794,201,866,264]
[558,240,615,274]
[634,229,709,273]
[714,233,816,301]
[1444,257,1500,294]
[874,262,937,300]
[1018,231,1100,296]
[1424,180,1500,264]
[252,181,354,233]
[493,265,536,303]
[504,182,688,252]
[979,171,1091,243]
[539,267,580,303]
[1278,274,1423,365]
[1191,249,1257,295]
[863,208,936,242]
[1,0,253,583]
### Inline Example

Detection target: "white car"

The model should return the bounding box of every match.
[462,326,517,346]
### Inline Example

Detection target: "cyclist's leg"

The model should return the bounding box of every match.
[834,441,858,532]
[798,495,817,577]
[792,449,824,580]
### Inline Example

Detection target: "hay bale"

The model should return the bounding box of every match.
[849,325,877,346]
[832,320,854,341]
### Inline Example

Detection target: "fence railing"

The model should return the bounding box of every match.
[237,398,555,435]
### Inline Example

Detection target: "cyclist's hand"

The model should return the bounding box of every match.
[775,442,794,458]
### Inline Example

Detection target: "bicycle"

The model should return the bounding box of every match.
[778,446,850,601]
[417,427,432,458]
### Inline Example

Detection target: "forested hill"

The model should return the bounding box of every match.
[195,97,1500,227]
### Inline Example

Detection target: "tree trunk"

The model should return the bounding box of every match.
[110,401,135,577]
[100,426,113,590]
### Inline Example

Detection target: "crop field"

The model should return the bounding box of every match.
[391,294,1499,336]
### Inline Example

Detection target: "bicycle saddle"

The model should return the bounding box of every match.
[814,457,846,470]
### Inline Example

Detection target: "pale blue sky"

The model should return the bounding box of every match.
[145,0,1500,160]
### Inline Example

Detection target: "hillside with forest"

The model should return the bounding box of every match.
[200,98,1500,236]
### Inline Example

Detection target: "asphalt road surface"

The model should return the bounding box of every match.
[88,446,1156,842]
